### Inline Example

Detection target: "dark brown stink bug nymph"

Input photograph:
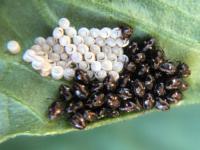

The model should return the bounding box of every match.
[120,25,133,39]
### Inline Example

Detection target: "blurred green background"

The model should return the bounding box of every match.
[0,104,199,150]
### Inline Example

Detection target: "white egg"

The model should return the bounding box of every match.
[91,61,102,72]
[58,18,70,29]
[59,35,71,46]
[78,61,90,71]
[7,40,21,54]
[118,54,129,63]
[46,36,57,46]
[112,61,124,72]
[22,49,36,63]
[90,28,100,38]
[111,27,122,39]
[78,27,90,37]
[90,44,101,54]
[95,70,107,81]
[31,56,45,70]
[65,27,77,37]
[51,66,64,80]
[77,44,89,54]
[95,37,105,47]
[87,70,95,80]
[53,27,64,39]
[84,36,95,46]
[34,37,46,45]
[108,71,119,81]
[112,46,123,56]
[63,68,75,80]
[73,35,84,45]
[107,53,118,62]
[64,44,77,54]
[102,45,112,54]
[84,52,95,63]
[105,37,116,47]
[100,27,111,38]
[71,52,83,63]
[96,52,107,62]
[101,60,112,71]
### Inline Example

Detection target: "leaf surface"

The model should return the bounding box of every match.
[0,0,199,143]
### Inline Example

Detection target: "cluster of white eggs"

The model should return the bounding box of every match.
[22,17,130,81]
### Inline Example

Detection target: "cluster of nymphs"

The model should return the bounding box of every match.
[22,17,132,81]
[48,38,191,129]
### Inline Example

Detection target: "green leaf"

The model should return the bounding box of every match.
[0,0,199,143]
